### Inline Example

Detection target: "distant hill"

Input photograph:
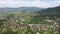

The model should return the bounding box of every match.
[0,7,44,14]
[0,7,44,12]
[38,6,60,16]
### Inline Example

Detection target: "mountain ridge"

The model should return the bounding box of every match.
[0,7,44,12]
[38,6,60,15]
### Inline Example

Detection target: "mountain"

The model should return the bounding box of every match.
[38,6,60,16]
[0,7,44,12]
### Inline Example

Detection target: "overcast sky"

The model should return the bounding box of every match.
[0,0,60,8]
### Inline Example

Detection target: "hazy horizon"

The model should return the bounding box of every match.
[0,0,60,8]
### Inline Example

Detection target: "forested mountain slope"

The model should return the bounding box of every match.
[38,6,60,16]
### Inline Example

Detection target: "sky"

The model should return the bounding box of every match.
[0,0,60,8]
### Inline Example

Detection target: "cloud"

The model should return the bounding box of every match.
[32,0,60,8]
[0,0,37,1]
[0,0,60,8]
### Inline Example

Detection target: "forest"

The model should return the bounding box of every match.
[0,6,60,34]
